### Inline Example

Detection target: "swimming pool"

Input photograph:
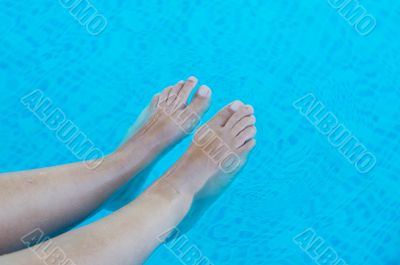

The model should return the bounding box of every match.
[0,0,399,264]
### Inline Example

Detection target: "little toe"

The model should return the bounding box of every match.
[238,139,256,154]
[148,93,160,113]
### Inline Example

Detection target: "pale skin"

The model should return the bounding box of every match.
[0,77,210,254]
[0,78,256,264]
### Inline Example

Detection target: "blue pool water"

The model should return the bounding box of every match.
[1,0,399,264]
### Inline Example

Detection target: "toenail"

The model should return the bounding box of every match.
[246,105,254,113]
[230,100,243,111]
[178,80,184,84]
[198,85,210,97]
[188,76,197,82]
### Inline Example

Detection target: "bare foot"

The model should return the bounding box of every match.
[105,77,211,211]
[163,100,256,230]
[119,76,211,154]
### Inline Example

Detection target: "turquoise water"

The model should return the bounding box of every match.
[1,0,399,264]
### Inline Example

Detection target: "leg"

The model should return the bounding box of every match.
[0,77,211,254]
[1,101,256,265]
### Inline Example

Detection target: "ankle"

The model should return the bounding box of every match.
[161,150,210,197]
[117,126,164,157]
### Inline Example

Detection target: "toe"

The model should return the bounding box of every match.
[238,139,256,154]
[232,115,256,136]
[187,85,212,116]
[148,93,160,113]
[224,104,254,129]
[209,100,244,127]
[234,126,257,148]
[159,86,173,109]
[177,85,212,133]
[176,76,198,108]
[167,80,184,106]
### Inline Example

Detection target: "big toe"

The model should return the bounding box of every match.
[178,85,212,133]
[224,104,254,129]
[187,85,212,115]
[209,100,244,127]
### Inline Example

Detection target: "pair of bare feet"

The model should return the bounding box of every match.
[0,76,256,264]
[109,76,257,224]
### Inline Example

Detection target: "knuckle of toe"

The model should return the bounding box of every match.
[234,138,242,147]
